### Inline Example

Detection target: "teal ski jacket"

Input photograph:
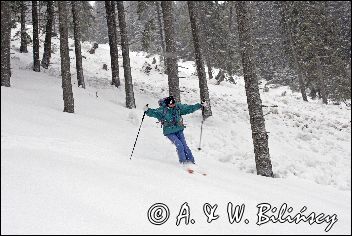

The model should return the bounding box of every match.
[145,102,202,135]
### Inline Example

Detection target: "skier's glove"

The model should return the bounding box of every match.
[143,104,149,112]
[201,100,207,107]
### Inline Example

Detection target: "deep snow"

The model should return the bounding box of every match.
[1,24,351,234]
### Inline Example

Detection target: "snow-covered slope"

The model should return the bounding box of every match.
[1,24,351,234]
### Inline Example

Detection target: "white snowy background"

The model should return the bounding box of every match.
[1,24,351,234]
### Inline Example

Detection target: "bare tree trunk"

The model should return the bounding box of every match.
[38,1,43,29]
[116,1,136,109]
[111,1,119,45]
[32,1,40,72]
[72,1,85,88]
[282,2,308,102]
[161,1,180,102]
[198,2,213,80]
[53,6,57,34]
[315,56,328,104]
[206,57,213,79]
[1,1,11,87]
[20,1,28,53]
[156,1,166,72]
[8,13,11,79]
[41,1,54,69]
[346,61,351,88]
[235,1,273,177]
[227,1,234,76]
[188,1,212,119]
[58,1,74,113]
[228,2,234,36]
[291,46,308,102]
[105,1,120,87]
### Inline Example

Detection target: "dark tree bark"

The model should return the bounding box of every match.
[235,1,273,177]
[156,1,166,72]
[105,1,120,87]
[188,1,212,119]
[111,1,119,45]
[89,42,99,54]
[226,1,234,76]
[1,1,11,87]
[282,2,308,102]
[38,1,44,29]
[198,2,213,80]
[32,1,40,72]
[58,1,74,113]
[161,1,180,102]
[215,69,225,85]
[41,1,54,69]
[315,56,328,104]
[206,58,213,80]
[116,1,136,109]
[53,7,58,34]
[20,1,28,53]
[72,1,85,88]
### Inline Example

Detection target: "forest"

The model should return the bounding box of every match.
[1,1,351,234]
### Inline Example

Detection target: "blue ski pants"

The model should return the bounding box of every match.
[166,130,195,164]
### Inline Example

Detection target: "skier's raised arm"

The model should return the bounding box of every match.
[177,103,202,115]
[144,105,163,120]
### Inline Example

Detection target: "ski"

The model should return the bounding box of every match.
[181,163,207,176]
[194,170,207,176]
[184,167,207,176]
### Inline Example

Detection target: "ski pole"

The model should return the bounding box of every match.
[130,106,147,160]
[198,105,205,151]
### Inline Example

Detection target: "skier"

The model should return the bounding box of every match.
[143,96,206,172]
